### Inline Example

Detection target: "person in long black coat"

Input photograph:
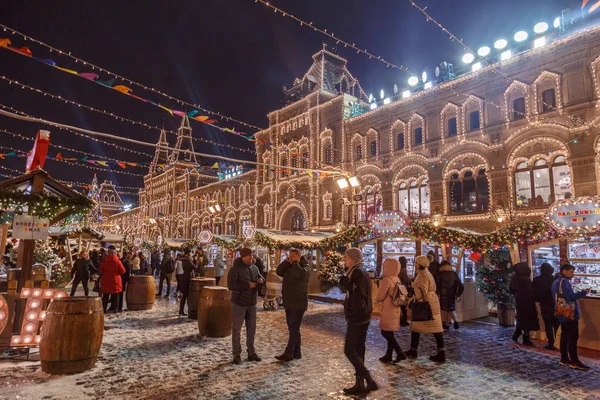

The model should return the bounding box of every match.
[532,263,559,350]
[435,260,464,330]
[509,262,540,346]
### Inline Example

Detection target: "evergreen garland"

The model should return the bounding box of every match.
[317,251,345,288]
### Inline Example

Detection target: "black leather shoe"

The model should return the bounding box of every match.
[275,353,294,362]
[343,377,364,395]
[405,349,418,358]
[247,353,262,362]
[233,355,242,364]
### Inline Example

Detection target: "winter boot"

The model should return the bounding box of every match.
[405,349,418,359]
[429,350,446,363]
[453,321,459,329]
[379,349,393,363]
[343,376,365,395]
[393,349,407,363]
[522,336,535,346]
[363,372,379,393]
[512,330,521,343]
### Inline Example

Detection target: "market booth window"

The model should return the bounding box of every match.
[449,169,489,214]
[514,155,570,208]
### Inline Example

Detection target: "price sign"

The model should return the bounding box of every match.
[370,211,409,236]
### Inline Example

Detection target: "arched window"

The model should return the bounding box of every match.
[356,144,363,161]
[281,159,288,177]
[414,127,423,145]
[291,154,299,174]
[398,179,430,217]
[302,152,309,169]
[325,146,333,164]
[447,118,457,137]
[514,155,571,208]
[512,98,526,120]
[449,169,489,214]
[397,133,405,150]
[370,140,377,156]
[541,89,556,112]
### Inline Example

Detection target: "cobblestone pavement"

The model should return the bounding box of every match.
[1,293,599,400]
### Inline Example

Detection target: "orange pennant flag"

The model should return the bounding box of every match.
[0,39,11,48]
[193,116,209,122]
[117,162,126,169]
[127,162,137,167]
[55,152,64,160]
[114,85,132,94]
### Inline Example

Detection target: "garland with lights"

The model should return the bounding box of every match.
[317,251,345,289]
[0,189,94,220]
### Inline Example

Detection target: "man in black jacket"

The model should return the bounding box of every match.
[532,263,559,350]
[339,248,377,395]
[274,249,311,362]
[227,247,264,364]
[157,249,174,297]
[176,248,197,316]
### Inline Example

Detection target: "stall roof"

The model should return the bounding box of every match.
[164,238,188,248]
[48,226,105,240]
[257,229,334,243]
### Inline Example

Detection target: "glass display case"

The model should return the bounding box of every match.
[360,243,377,274]
[382,238,418,277]
[569,240,600,296]
[531,244,560,276]
[207,244,221,267]
[448,247,477,282]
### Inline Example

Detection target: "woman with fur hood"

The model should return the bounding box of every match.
[406,255,445,363]
[375,259,407,364]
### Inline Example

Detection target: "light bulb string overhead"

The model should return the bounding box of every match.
[0,23,262,132]
[253,0,410,72]
[0,76,257,155]
[0,107,348,176]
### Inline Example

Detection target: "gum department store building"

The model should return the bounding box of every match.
[108,25,600,244]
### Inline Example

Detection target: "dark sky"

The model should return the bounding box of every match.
[0,0,581,205]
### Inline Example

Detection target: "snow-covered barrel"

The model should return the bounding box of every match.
[40,297,104,374]
[198,286,232,337]
[126,276,156,310]
[188,278,215,320]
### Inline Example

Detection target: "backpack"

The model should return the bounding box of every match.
[387,278,409,307]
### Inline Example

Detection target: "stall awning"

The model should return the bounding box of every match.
[48,226,105,240]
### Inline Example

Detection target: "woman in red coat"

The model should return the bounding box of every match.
[99,245,126,313]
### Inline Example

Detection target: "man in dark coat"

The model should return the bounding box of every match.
[253,255,267,295]
[427,250,440,278]
[118,251,131,312]
[532,263,559,350]
[398,256,412,326]
[151,249,161,278]
[436,260,464,330]
[176,248,197,316]
[70,251,95,296]
[339,248,377,395]
[228,247,264,364]
[274,249,311,362]
[509,262,540,346]
[158,249,174,297]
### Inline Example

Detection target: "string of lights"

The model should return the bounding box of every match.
[0,103,154,158]
[0,23,262,131]
[0,107,348,176]
[0,76,257,155]
[253,0,409,72]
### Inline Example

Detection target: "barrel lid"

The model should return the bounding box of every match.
[204,285,227,290]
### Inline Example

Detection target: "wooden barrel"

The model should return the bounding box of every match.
[40,297,104,374]
[198,286,232,337]
[126,276,156,310]
[188,278,215,320]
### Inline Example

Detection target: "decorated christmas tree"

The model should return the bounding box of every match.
[318,251,345,289]
[475,249,514,305]
[87,174,102,225]
[10,240,70,285]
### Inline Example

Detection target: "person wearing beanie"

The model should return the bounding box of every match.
[227,247,264,364]
[406,255,446,362]
[532,263,559,350]
[339,248,378,394]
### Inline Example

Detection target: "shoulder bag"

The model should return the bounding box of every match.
[555,278,576,321]
[409,287,433,321]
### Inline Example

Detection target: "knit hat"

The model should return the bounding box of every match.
[239,248,253,258]
[345,247,363,264]
[415,255,430,268]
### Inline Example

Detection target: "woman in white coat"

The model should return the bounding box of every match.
[375,259,407,363]
[406,255,446,363]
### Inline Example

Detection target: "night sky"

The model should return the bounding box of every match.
[0,0,582,205]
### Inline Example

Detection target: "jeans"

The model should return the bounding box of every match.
[179,279,190,314]
[410,331,445,351]
[231,303,257,356]
[344,322,370,377]
[118,282,128,311]
[381,330,403,357]
[158,273,171,295]
[543,315,559,346]
[284,309,305,356]
[560,320,580,362]
[102,293,118,312]
[70,276,89,296]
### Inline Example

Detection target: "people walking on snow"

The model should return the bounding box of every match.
[274,248,311,362]
[70,251,95,296]
[228,247,264,364]
[375,258,407,364]
[175,248,197,316]
[151,249,161,278]
[99,245,126,313]
[510,262,540,346]
[532,263,559,350]
[213,256,225,286]
[118,251,131,312]
[398,256,412,327]
[436,260,464,330]
[406,255,446,363]
[552,264,591,371]
[158,249,174,297]
[340,248,378,395]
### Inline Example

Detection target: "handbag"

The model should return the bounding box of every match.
[409,287,433,321]
[555,279,576,321]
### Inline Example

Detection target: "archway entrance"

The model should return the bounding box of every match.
[279,206,307,232]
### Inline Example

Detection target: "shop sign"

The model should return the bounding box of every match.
[198,230,213,244]
[545,196,600,233]
[370,211,409,236]
[12,215,49,240]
